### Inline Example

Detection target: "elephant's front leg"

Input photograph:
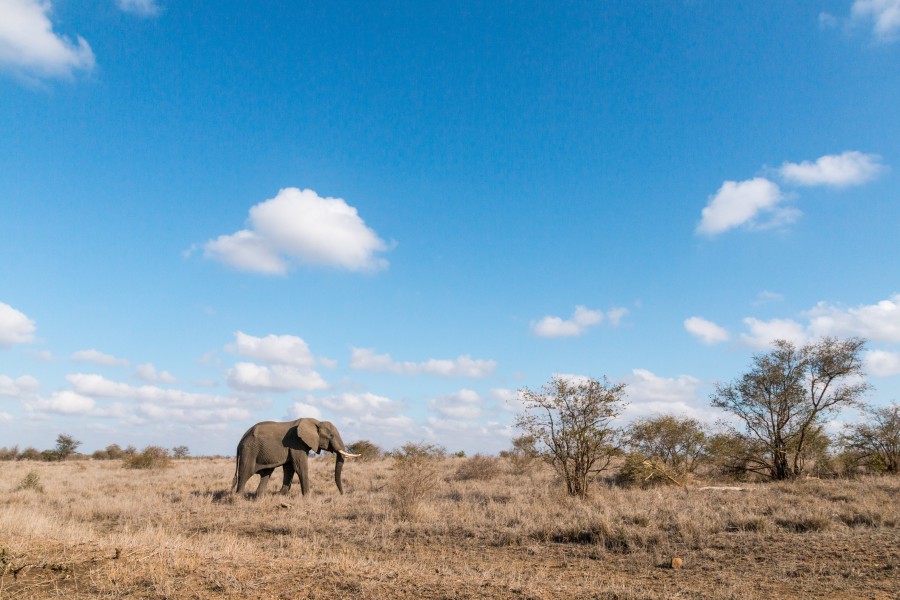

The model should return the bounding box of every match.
[279,462,295,495]
[290,450,310,496]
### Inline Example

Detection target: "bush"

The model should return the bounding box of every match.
[18,447,41,461]
[0,446,19,461]
[171,445,190,459]
[501,434,539,475]
[345,439,383,461]
[15,470,43,492]
[616,452,689,488]
[122,446,172,470]
[453,454,502,481]
[388,442,445,519]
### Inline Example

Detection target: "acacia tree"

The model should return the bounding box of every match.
[54,434,81,461]
[516,376,627,498]
[842,403,900,473]
[626,415,708,474]
[711,337,868,480]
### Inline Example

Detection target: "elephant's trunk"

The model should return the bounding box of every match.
[334,452,345,494]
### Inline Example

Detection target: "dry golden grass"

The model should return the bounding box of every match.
[1,457,898,599]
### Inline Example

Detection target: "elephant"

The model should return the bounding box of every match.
[233,418,359,497]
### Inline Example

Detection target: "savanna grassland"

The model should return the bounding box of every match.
[1,456,898,599]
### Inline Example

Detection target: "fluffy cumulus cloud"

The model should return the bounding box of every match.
[806,295,900,343]
[852,0,900,41]
[0,0,95,79]
[0,374,40,397]
[71,349,130,367]
[739,317,809,349]
[428,389,485,420]
[620,369,710,420]
[226,331,316,367]
[135,363,177,384]
[225,362,328,393]
[349,348,496,378]
[223,331,329,392]
[865,350,900,377]
[116,0,161,17]
[735,295,900,357]
[202,188,391,274]
[779,151,886,187]
[26,390,95,414]
[684,316,730,345]
[696,178,790,236]
[0,302,36,347]
[67,373,244,408]
[532,305,628,338]
[316,391,404,415]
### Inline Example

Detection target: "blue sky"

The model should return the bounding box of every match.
[1,0,899,455]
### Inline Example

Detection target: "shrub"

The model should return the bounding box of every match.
[122,446,172,470]
[625,415,707,474]
[617,452,690,488]
[501,434,539,475]
[18,447,41,461]
[345,439,383,461]
[453,454,502,481]
[171,445,190,459]
[388,442,445,519]
[0,446,19,461]
[54,434,81,461]
[15,470,43,492]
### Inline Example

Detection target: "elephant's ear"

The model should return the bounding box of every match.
[293,418,320,452]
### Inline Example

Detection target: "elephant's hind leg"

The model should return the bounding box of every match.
[255,467,275,498]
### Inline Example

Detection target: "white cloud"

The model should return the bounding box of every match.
[225,362,328,393]
[0,374,40,397]
[852,0,900,41]
[428,389,484,420]
[0,302,36,346]
[696,178,787,236]
[116,0,161,17]
[67,373,244,408]
[806,295,900,343]
[288,401,323,420]
[532,305,628,338]
[27,390,95,414]
[754,290,784,305]
[135,363,177,384]
[349,347,496,378]
[316,391,404,415]
[684,316,730,345]
[0,411,11,422]
[739,317,809,349]
[865,350,900,377]
[0,0,95,79]
[226,331,316,367]
[71,349,130,367]
[202,188,391,274]
[620,369,710,421]
[779,151,886,187]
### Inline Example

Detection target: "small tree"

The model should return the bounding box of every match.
[711,337,868,480]
[346,439,383,461]
[626,415,708,474]
[842,403,900,473]
[54,434,81,461]
[516,376,626,498]
[172,445,190,459]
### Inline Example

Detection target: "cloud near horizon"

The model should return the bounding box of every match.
[349,348,497,378]
[202,188,391,274]
[0,0,95,80]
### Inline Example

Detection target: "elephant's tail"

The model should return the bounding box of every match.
[232,450,240,492]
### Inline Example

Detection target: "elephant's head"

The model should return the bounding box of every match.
[293,418,359,494]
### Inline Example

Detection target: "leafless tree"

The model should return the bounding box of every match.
[842,403,900,473]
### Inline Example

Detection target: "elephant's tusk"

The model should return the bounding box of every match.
[337,450,361,458]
